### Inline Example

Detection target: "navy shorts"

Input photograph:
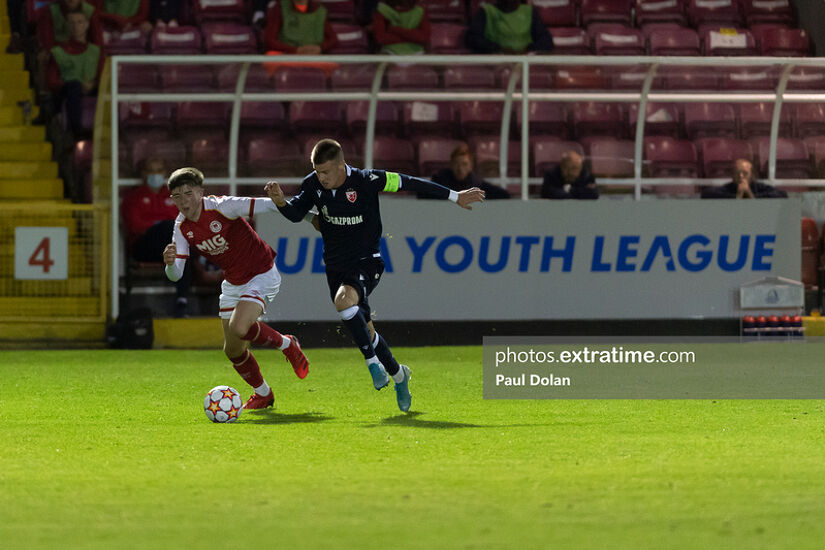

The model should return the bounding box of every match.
[325,257,385,317]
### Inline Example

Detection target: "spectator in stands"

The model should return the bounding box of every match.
[372,0,430,55]
[541,150,599,200]
[122,157,193,317]
[465,0,554,54]
[422,144,510,199]
[97,0,150,33]
[5,0,24,53]
[46,9,104,137]
[701,158,788,199]
[264,0,339,55]
[36,0,103,51]
[148,0,181,30]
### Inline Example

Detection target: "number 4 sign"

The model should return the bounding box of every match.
[15,227,68,280]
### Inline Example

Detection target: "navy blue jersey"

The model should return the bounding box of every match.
[278,165,452,270]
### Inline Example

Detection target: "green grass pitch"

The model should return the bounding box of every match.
[1,346,824,549]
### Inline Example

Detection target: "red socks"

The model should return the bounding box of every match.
[229,350,264,389]
[242,321,284,348]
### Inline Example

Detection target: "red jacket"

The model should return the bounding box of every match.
[121,184,179,247]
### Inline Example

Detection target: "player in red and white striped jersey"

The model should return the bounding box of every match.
[162,167,309,410]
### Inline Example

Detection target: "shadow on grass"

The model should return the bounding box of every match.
[242,410,334,425]
[367,411,485,429]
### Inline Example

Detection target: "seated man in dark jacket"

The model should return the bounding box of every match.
[541,150,598,200]
[701,158,788,199]
[423,144,510,199]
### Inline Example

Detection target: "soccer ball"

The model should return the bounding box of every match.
[204,385,243,423]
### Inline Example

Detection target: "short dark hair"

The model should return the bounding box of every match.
[167,167,204,191]
[311,139,344,165]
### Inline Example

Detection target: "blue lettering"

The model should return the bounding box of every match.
[406,236,436,273]
[678,234,712,272]
[515,236,540,272]
[276,237,308,274]
[616,236,640,272]
[641,236,675,272]
[311,237,325,273]
[436,236,473,273]
[540,236,575,272]
[479,236,510,273]
[591,236,611,271]
[717,235,749,272]
[752,235,775,271]
[379,237,393,273]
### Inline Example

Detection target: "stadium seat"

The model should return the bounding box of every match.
[159,65,215,92]
[742,0,794,26]
[697,137,753,178]
[786,67,825,91]
[587,138,635,178]
[721,67,776,92]
[417,138,467,176]
[534,0,577,27]
[533,138,584,177]
[244,136,305,177]
[192,0,246,24]
[648,28,700,56]
[216,64,274,92]
[240,102,287,132]
[635,0,687,26]
[684,102,737,139]
[402,101,455,138]
[466,136,523,178]
[548,27,591,55]
[688,0,741,27]
[104,29,147,54]
[808,137,825,178]
[759,28,810,57]
[150,26,203,54]
[386,65,439,90]
[456,101,505,135]
[793,104,825,138]
[273,66,328,91]
[702,28,758,56]
[118,65,158,92]
[660,66,719,90]
[202,23,257,54]
[331,64,378,90]
[572,102,626,139]
[628,103,681,137]
[371,136,417,176]
[580,0,633,26]
[495,66,555,90]
[592,27,645,55]
[739,103,793,139]
[189,135,229,177]
[554,67,608,90]
[177,102,231,131]
[420,0,466,22]
[515,102,569,139]
[330,23,369,54]
[130,137,186,175]
[119,102,175,129]
[609,65,658,90]
[318,0,357,22]
[345,101,399,135]
[288,101,345,135]
[428,23,469,53]
[752,137,811,179]
[443,65,497,90]
[644,136,699,177]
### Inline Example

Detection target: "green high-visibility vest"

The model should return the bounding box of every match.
[482,3,533,53]
[49,2,96,44]
[51,43,101,84]
[376,2,425,55]
[103,0,141,17]
[279,1,327,47]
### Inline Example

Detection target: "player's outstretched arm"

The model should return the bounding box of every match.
[265,180,314,223]
[265,181,287,207]
[456,187,486,210]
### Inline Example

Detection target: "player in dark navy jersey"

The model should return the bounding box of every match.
[266,138,485,412]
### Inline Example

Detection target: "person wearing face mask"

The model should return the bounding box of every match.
[465,0,554,54]
[122,157,193,316]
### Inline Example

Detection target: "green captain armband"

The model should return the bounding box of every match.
[383,172,401,192]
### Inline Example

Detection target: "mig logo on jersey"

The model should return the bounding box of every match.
[196,234,229,255]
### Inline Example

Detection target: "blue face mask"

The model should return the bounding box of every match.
[146,173,165,189]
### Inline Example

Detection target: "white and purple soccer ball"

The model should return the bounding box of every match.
[204,385,243,423]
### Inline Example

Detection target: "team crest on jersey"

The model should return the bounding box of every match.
[346,189,357,203]
[186,231,194,238]
[209,220,223,233]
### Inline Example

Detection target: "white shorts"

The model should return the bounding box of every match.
[219,264,281,319]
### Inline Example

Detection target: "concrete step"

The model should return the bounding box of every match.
[0,142,52,161]
[0,276,94,296]
[0,160,58,179]
[0,125,46,142]
[0,296,103,317]
[0,54,24,71]
[0,178,63,199]
[0,86,33,104]
[0,104,38,125]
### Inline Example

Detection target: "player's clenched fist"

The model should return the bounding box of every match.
[265,181,287,207]
[163,243,177,266]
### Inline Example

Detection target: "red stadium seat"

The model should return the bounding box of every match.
[572,102,626,139]
[466,136,523,178]
[739,103,793,139]
[371,136,417,176]
[428,23,469,53]
[515,102,569,139]
[752,137,811,179]
[345,101,399,135]
[786,67,825,91]
[793,104,825,138]
[244,137,305,178]
[420,0,466,22]
[402,102,455,138]
[130,137,186,174]
[177,102,231,131]
[648,28,700,56]
[580,0,633,26]
[628,103,681,137]
[701,27,757,56]
[548,27,591,55]
[104,29,147,54]
[386,65,439,90]
[697,137,753,178]
[119,102,175,129]
[644,136,699,177]
[150,26,203,54]
[660,66,719,90]
[417,138,467,176]
[331,64,378,90]
[118,65,158,92]
[192,0,246,24]
[721,67,776,92]
[318,0,356,22]
[443,65,497,90]
[288,101,345,135]
[688,0,741,27]
[609,65,658,90]
[801,217,818,287]
[496,66,555,90]
[742,0,794,26]
[759,28,810,57]
[189,134,229,177]
[554,67,608,90]
[330,23,369,54]
[635,0,687,26]
[240,102,287,131]
[592,27,645,55]
[587,138,635,178]
[684,102,737,139]
[456,101,505,135]
[534,0,577,27]
[202,23,257,54]
[533,139,583,177]
[273,66,328,91]
[216,64,274,92]
[159,65,215,92]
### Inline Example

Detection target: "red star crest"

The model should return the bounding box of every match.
[346,189,357,203]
